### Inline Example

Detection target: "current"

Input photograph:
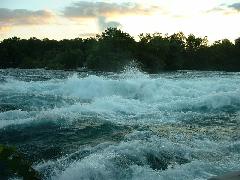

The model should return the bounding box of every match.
[0,68,240,180]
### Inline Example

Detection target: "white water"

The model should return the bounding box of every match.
[1,70,240,127]
[0,69,240,180]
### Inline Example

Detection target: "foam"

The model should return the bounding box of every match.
[1,70,240,107]
[48,131,240,180]
[1,70,240,128]
[1,69,240,180]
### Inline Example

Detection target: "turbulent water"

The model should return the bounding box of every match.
[0,68,240,180]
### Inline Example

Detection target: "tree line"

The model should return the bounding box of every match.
[0,28,240,73]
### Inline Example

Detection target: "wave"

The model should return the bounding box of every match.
[1,69,240,179]
[34,131,240,180]
[1,70,240,107]
[1,70,240,128]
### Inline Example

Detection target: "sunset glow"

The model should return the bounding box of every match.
[0,0,239,42]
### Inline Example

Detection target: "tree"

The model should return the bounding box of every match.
[135,33,168,72]
[186,34,208,51]
[86,28,136,71]
[54,49,84,69]
[184,34,209,70]
[0,30,239,72]
[165,32,186,70]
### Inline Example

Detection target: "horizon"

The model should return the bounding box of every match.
[0,0,240,42]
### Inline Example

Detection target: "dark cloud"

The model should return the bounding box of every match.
[0,8,53,25]
[228,3,240,11]
[98,16,121,31]
[63,1,154,18]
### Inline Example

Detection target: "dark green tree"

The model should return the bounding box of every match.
[165,32,186,70]
[86,28,136,71]
[135,33,168,72]
[0,30,239,72]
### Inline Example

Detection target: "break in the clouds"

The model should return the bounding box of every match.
[63,1,156,18]
[0,8,53,25]
[229,3,240,11]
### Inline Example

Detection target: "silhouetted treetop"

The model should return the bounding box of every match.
[0,28,239,72]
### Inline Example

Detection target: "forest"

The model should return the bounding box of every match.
[0,28,240,73]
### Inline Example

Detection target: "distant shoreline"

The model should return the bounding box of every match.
[1,28,239,73]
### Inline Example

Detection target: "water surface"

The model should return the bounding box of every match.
[0,69,239,179]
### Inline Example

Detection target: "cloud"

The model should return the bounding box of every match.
[98,16,121,31]
[63,1,150,33]
[205,5,238,15]
[228,3,240,11]
[0,8,54,25]
[205,7,224,13]
[206,3,240,14]
[63,1,157,18]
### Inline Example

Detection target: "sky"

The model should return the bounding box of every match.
[0,0,240,42]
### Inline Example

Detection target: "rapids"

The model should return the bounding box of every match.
[0,69,239,180]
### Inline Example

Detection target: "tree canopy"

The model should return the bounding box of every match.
[0,28,239,72]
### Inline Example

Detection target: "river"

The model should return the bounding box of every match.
[0,68,239,179]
